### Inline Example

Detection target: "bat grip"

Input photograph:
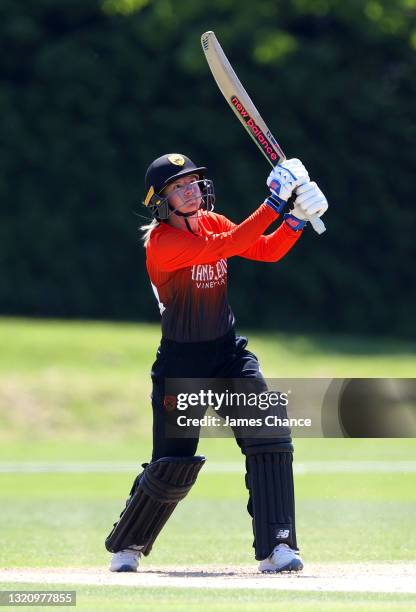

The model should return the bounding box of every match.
[309,214,326,235]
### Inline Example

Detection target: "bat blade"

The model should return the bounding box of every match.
[201,30,326,235]
[201,31,285,165]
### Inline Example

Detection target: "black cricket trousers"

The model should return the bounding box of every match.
[149,328,292,460]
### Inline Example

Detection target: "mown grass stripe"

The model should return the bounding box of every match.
[0,461,416,473]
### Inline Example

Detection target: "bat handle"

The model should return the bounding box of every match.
[308,214,326,235]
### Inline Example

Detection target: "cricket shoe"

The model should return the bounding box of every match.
[258,543,304,573]
[109,546,141,572]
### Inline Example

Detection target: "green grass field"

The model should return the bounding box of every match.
[0,318,415,611]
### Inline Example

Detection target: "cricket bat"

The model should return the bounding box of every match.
[201,31,326,235]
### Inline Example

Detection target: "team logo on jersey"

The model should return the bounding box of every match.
[191,258,228,289]
[168,154,185,166]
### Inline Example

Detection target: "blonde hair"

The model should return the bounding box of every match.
[140,218,159,247]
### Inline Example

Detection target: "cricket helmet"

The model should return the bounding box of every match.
[143,153,215,221]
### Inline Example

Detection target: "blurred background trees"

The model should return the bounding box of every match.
[1,0,415,336]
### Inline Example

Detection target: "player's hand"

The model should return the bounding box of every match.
[265,159,310,214]
[290,181,328,220]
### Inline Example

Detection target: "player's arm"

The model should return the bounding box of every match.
[212,211,302,263]
[150,203,278,271]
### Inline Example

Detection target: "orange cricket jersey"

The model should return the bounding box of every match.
[146,203,302,342]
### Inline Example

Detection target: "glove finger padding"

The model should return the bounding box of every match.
[297,192,327,212]
[280,159,310,186]
[294,180,318,200]
[294,181,328,217]
[305,199,328,216]
[281,158,306,171]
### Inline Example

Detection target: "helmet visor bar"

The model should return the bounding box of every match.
[144,179,215,221]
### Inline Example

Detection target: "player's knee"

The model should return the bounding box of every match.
[241,439,293,456]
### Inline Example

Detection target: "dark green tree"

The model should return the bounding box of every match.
[0,0,415,335]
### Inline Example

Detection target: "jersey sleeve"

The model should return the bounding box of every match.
[213,213,303,262]
[148,203,278,271]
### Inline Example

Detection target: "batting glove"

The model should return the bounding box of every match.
[265,158,310,214]
[283,181,328,231]
[289,181,328,220]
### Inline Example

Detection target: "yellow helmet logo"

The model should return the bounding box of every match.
[144,185,154,207]
[168,154,185,166]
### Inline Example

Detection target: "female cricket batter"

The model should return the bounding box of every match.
[105,153,328,573]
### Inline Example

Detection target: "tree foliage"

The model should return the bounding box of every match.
[1,0,415,336]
